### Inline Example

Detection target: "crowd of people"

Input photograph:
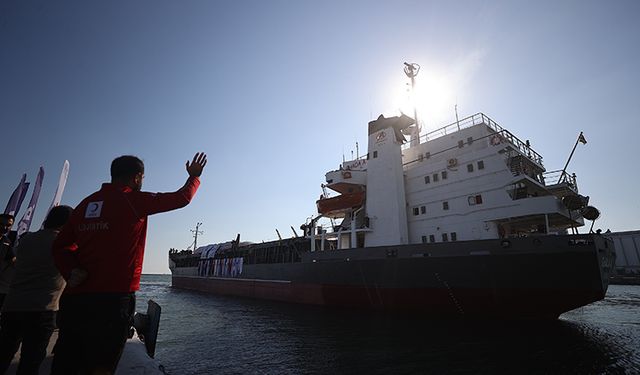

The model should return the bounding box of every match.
[0,152,207,374]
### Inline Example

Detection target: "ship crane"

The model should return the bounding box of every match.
[189,222,203,250]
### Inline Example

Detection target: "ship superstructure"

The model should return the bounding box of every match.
[314,112,589,252]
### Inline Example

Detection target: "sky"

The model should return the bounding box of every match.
[1,0,639,274]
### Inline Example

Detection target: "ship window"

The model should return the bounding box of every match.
[468,195,483,205]
[429,235,435,243]
[441,171,447,180]
[433,173,439,182]
[443,201,449,210]
[373,151,378,158]
[420,206,426,214]
[467,137,474,145]
[478,160,485,170]
[451,232,457,241]
[421,235,427,244]
[424,175,430,184]
[413,207,419,216]
[425,152,430,159]
[442,233,449,242]
[458,140,464,148]
[467,164,474,172]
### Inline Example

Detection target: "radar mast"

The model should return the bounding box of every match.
[403,62,421,146]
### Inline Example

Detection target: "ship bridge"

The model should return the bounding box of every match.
[402,112,544,170]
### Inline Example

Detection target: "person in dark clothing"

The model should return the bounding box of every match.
[0,215,13,242]
[0,214,16,309]
[51,152,207,374]
[0,205,73,375]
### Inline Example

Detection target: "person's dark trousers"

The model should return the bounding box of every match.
[0,310,56,375]
[51,293,135,375]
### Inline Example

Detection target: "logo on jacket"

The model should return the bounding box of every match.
[85,201,104,218]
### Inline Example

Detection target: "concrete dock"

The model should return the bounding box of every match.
[6,330,165,374]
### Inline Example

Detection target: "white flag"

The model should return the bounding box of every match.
[48,160,70,212]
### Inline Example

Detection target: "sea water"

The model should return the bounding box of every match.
[137,275,640,374]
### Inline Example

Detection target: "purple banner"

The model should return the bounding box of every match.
[16,167,44,238]
[4,174,29,217]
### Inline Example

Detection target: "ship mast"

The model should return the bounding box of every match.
[404,62,421,146]
[191,222,203,250]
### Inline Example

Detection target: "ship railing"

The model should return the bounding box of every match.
[543,169,579,190]
[309,216,371,251]
[494,129,544,167]
[315,223,369,236]
[402,112,544,167]
[168,248,193,256]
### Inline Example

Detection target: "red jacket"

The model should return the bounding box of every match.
[52,176,200,294]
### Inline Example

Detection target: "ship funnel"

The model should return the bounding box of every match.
[368,114,415,143]
[402,125,418,135]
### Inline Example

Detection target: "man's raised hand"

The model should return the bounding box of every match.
[186,152,207,177]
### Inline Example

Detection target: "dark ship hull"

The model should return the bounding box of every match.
[170,234,614,319]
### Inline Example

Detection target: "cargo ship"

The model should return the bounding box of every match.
[169,65,614,319]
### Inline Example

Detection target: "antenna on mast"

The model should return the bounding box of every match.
[404,62,421,146]
[191,222,203,250]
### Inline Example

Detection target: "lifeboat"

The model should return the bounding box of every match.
[316,191,365,217]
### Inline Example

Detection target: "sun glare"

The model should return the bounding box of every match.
[387,68,457,133]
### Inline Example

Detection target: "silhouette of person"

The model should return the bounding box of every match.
[0,214,16,309]
[0,205,73,374]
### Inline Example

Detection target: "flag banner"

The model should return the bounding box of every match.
[578,133,587,144]
[14,182,30,218]
[4,174,29,216]
[16,167,45,238]
[48,160,70,212]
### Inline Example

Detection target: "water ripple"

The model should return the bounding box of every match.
[137,277,640,374]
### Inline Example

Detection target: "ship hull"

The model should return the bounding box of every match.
[170,234,614,319]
